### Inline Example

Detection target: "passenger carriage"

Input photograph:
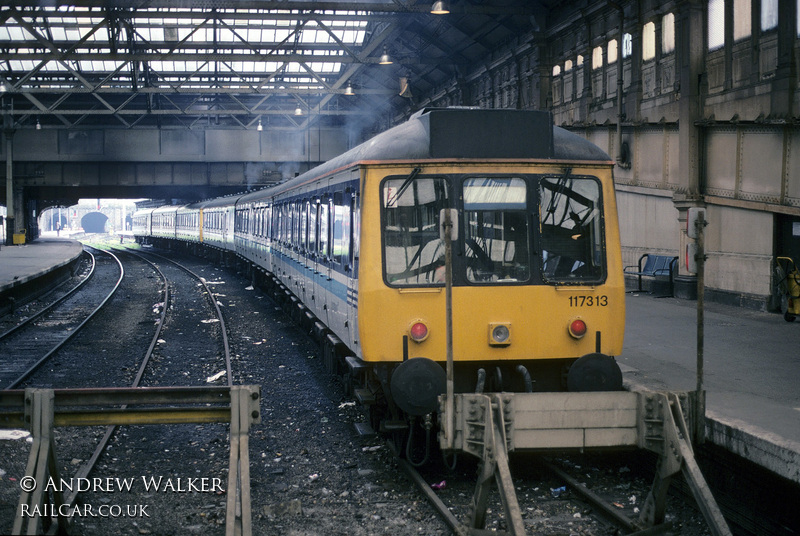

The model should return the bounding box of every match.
[131,209,152,242]
[175,205,199,243]
[198,197,238,251]
[150,206,178,241]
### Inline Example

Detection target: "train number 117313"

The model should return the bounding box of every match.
[568,295,608,307]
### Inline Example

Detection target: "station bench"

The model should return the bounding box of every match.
[624,253,679,295]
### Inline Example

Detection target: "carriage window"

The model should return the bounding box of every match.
[352,193,360,262]
[301,202,309,251]
[539,175,605,282]
[273,206,281,242]
[281,204,289,243]
[291,203,298,246]
[333,192,351,265]
[308,201,318,254]
[319,202,329,257]
[463,177,530,283]
[382,176,449,286]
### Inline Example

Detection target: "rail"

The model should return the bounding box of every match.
[0,385,260,536]
[122,246,233,386]
[59,245,172,514]
[0,250,94,341]
[2,247,124,389]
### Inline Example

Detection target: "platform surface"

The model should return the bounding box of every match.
[621,292,800,483]
[0,238,84,292]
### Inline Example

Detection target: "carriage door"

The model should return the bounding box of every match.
[347,190,360,348]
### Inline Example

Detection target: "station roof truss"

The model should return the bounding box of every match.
[0,0,540,134]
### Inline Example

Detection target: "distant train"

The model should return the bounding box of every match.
[134,107,626,439]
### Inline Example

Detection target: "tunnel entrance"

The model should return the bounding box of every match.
[81,212,109,233]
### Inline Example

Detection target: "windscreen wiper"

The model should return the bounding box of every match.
[386,167,421,207]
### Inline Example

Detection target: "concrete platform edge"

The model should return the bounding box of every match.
[0,240,84,293]
[623,378,799,485]
[705,409,800,485]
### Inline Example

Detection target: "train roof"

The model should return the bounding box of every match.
[237,108,612,203]
[188,194,245,209]
[151,205,181,214]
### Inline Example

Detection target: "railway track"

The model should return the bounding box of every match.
[1,242,238,534]
[0,247,123,390]
[0,252,92,334]
[400,443,800,536]
[61,245,234,509]
[119,245,233,386]
[396,446,714,536]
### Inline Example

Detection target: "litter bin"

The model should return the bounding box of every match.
[12,232,25,245]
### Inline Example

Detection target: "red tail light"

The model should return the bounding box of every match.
[409,322,429,342]
[568,318,587,339]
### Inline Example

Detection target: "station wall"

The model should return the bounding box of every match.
[537,0,799,310]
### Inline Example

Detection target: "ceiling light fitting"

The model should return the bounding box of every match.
[344,82,354,96]
[36,119,41,130]
[431,0,450,14]
[257,118,263,131]
[379,47,393,65]
[295,106,303,116]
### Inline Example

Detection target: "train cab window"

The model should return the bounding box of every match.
[539,175,605,283]
[463,177,531,283]
[382,176,449,286]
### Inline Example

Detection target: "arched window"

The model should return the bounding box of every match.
[622,33,632,58]
[708,0,725,50]
[662,13,675,54]
[733,0,751,40]
[607,39,618,64]
[643,21,656,60]
[592,46,603,69]
[761,0,777,30]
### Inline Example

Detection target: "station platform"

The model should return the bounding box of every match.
[621,292,800,485]
[0,238,84,300]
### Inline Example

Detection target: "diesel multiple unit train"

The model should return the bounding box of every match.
[133,107,626,440]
